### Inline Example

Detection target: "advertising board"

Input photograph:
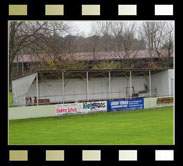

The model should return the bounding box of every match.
[56,101,107,115]
[56,103,82,115]
[82,101,107,112]
[107,98,144,112]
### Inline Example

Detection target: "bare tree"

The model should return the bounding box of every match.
[9,21,71,80]
[141,21,174,67]
[161,22,174,57]
[142,22,157,59]
[110,22,140,68]
[142,21,174,56]
[9,21,46,79]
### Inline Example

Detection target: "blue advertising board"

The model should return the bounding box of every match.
[107,98,144,112]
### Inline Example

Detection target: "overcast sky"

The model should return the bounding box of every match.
[62,21,174,37]
[71,21,93,36]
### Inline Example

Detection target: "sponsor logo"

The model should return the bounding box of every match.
[56,107,78,113]
[157,97,173,104]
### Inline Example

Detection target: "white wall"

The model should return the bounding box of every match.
[65,79,86,101]
[89,78,108,100]
[26,76,148,104]
[9,105,56,120]
[27,79,64,103]
[12,73,37,106]
[151,69,174,97]
[26,79,87,103]
[151,70,168,97]
[110,76,147,99]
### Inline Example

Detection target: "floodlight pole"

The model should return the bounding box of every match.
[62,72,65,104]
[129,70,132,98]
[149,70,152,97]
[86,71,89,101]
[108,71,111,100]
[36,73,39,106]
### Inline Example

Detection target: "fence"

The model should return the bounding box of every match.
[9,96,173,120]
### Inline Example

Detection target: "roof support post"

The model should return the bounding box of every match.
[86,71,89,101]
[62,72,65,104]
[149,70,152,97]
[108,71,111,100]
[130,70,132,98]
[36,73,39,106]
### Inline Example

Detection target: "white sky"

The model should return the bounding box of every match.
[70,21,93,36]
[63,21,174,37]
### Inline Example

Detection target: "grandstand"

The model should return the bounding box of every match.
[11,68,174,106]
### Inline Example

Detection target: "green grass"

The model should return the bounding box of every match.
[9,92,13,107]
[9,107,173,145]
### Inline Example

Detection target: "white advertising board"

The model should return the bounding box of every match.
[56,103,82,115]
[56,101,107,115]
[82,101,107,112]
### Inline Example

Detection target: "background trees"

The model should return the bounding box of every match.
[9,21,174,81]
[9,21,71,79]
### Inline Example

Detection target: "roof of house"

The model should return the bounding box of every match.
[13,50,174,63]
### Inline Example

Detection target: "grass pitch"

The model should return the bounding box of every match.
[9,107,173,145]
[9,92,13,107]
